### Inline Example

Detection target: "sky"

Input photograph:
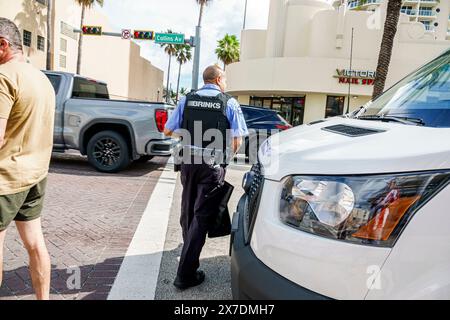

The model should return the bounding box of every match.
[98,0,271,92]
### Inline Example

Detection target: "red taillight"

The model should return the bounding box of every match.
[155,109,168,132]
[276,124,292,130]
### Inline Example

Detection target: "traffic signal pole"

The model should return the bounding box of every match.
[74,29,120,37]
[75,27,197,95]
[191,25,201,91]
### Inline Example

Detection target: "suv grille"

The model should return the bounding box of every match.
[244,163,264,244]
[322,124,384,137]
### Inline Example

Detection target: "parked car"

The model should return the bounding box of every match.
[44,71,176,173]
[240,105,292,159]
[231,49,450,299]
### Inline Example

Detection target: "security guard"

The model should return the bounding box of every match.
[164,65,248,290]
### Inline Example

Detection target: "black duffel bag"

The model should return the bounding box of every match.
[205,181,234,238]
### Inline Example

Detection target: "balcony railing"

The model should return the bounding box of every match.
[348,0,380,8]
[360,0,381,5]
[401,8,417,15]
[418,10,436,17]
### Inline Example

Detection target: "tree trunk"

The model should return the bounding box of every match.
[166,55,172,103]
[198,3,205,27]
[176,62,182,103]
[46,0,53,70]
[76,5,86,75]
[372,0,402,100]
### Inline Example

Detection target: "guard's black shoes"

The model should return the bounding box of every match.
[173,270,205,290]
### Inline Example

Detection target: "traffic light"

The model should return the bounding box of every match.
[133,30,154,40]
[82,26,102,36]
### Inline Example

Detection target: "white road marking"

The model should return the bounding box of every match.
[108,160,177,300]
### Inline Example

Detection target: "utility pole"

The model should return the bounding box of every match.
[346,27,354,114]
[243,0,249,29]
[191,26,201,91]
[46,0,53,70]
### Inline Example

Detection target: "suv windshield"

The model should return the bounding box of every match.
[361,50,450,128]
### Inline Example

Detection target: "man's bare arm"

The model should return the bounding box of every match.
[0,118,7,149]
[163,128,173,137]
[232,137,243,154]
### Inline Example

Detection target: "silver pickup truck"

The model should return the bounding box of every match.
[44,71,176,173]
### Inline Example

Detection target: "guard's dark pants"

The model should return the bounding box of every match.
[177,163,226,279]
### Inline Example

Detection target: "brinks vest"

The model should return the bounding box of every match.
[181,91,232,160]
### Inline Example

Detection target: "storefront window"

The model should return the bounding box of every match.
[250,97,263,107]
[249,96,305,126]
[263,99,272,108]
[326,96,345,118]
[292,97,305,126]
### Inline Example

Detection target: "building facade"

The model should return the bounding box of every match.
[339,0,450,41]
[0,0,164,102]
[227,0,450,126]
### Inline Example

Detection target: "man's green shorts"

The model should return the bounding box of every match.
[0,178,47,231]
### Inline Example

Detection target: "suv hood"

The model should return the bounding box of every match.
[259,117,450,181]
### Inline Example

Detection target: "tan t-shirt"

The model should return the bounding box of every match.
[0,60,55,196]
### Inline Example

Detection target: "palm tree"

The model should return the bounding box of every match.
[215,34,240,70]
[179,87,189,97]
[175,44,192,103]
[196,0,211,27]
[160,30,178,103]
[163,87,177,104]
[75,0,104,75]
[191,0,212,89]
[372,0,402,100]
[46,0,53,70]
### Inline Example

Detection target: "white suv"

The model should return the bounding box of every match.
[230,49,450,300]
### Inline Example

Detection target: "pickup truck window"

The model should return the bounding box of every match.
[46,74,62,95]
[72,77,109,99]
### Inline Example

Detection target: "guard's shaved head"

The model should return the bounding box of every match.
[203,65,225,83]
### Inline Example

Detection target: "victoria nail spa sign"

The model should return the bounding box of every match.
[334,69,377,85]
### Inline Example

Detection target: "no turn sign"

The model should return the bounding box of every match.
[121,29,131,40]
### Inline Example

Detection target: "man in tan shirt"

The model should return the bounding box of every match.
[0,18,54,300]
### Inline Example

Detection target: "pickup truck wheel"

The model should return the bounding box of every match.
[87,131,131,173]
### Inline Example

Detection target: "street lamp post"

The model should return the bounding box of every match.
[346,27,354,114]
[243,0,249,29]
[192,25,201,91]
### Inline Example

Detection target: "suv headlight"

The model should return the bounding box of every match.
[280,172,450,247]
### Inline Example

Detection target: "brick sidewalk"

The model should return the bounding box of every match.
[0,153,168,300]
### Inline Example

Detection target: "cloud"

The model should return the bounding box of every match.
[99,0,270,92]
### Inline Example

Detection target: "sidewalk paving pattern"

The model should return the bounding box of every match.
[154,162,249,300]
[0,153,167,300]
[0,152,250,300]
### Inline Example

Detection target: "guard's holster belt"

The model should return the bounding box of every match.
[173,145,231,166]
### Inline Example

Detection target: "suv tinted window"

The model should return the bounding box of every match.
[72,77,109,99]
[46,74,62,95]
[242,107,280,122]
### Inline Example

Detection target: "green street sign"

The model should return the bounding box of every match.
[155,33,185,45]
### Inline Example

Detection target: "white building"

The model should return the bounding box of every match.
[336,0,450,40]
[227,0,450,126]
[1,0,164,102]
